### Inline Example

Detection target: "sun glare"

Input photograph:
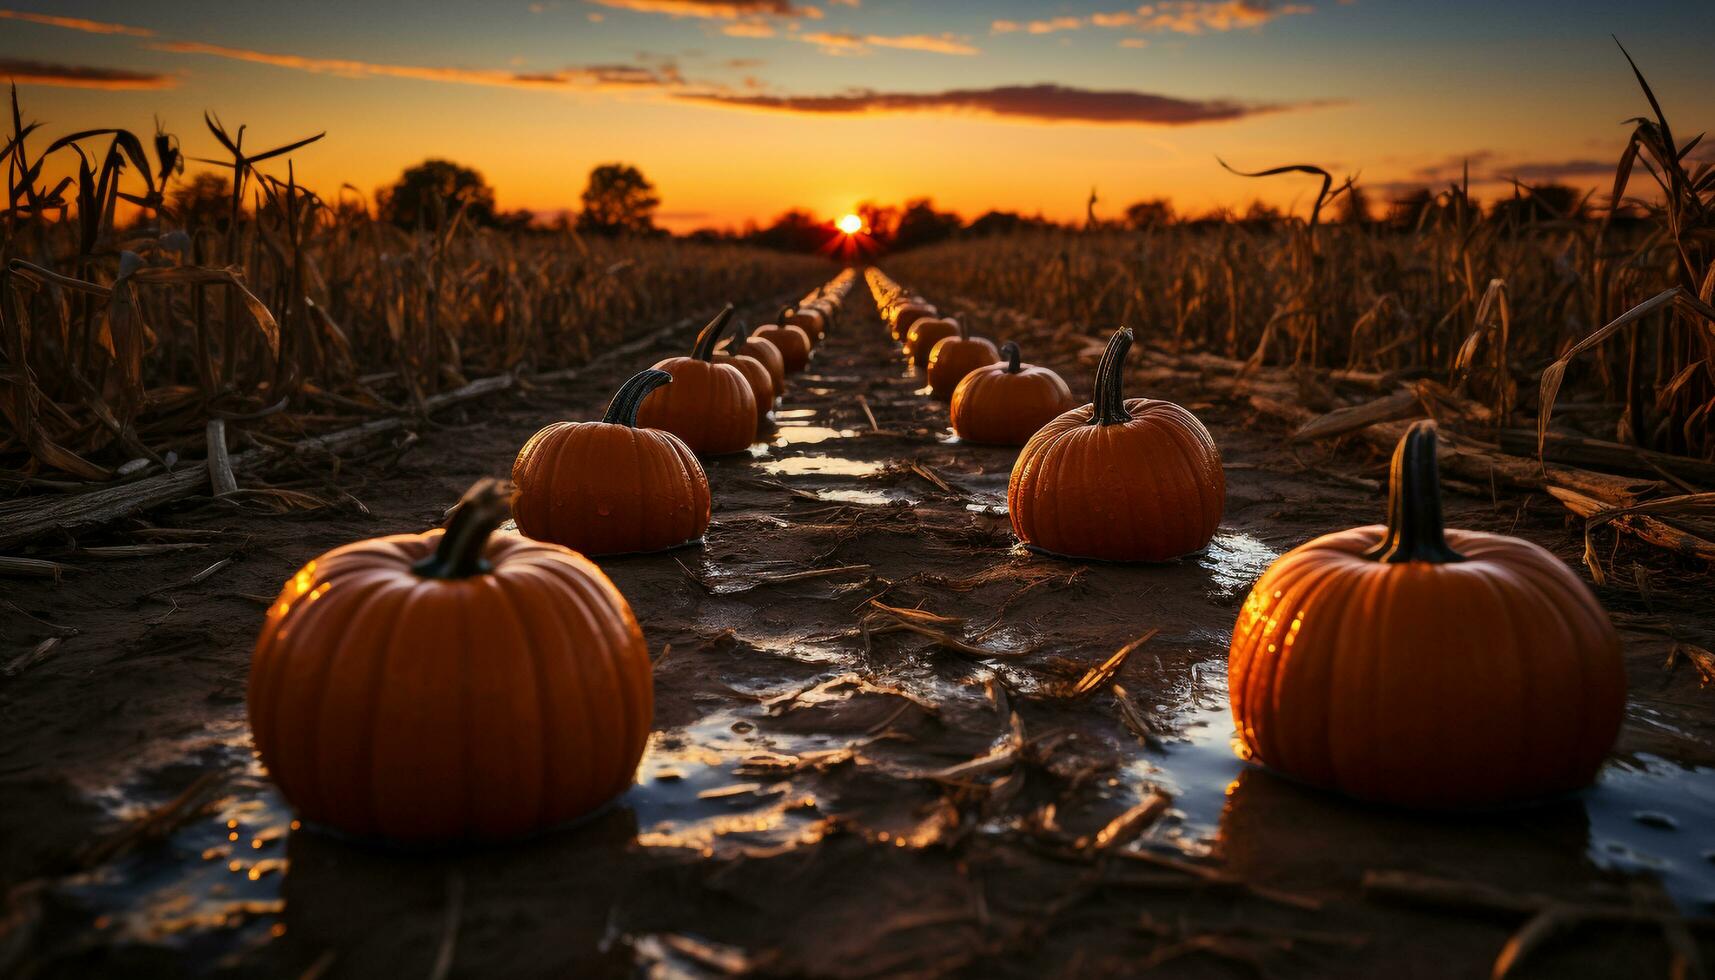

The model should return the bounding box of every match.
[837,213,863,235]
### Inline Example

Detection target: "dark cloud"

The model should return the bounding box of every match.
[0,58,175,90]
[675,82,1326,125]
[586,0,819,19]
[1499,159,1614,181]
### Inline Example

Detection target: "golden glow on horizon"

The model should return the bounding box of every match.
[836,213,864,234]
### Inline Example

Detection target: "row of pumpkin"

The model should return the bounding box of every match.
[247,264,1625,847]
[864,269,1627,813]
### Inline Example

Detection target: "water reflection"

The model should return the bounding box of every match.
[1197,531,1279,598]
[756,456,883,478]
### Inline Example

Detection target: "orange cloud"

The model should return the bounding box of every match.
[585,0,820,19]
[154,41,683,90]
[722,21,777,37]
[0,9,155,37]
[994,2,1313,38]
[0,58,175,90]
[793,30,977,56]
[677,82,1328,125]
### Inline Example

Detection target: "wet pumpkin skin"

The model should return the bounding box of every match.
[710,314,774,426]
[513,369,711,556]
[949,342,1076,445]
[1227,422,1625,809]
[752,307,813,373]
[719,329,785,401]
[249,481,651,843]
[905,316,961,368]
[1008,327,1224,562]
[888,301,936,343]
[637,305,757,455]
[926,320,1000,401]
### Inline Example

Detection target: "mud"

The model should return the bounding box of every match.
[2,280,1713,978]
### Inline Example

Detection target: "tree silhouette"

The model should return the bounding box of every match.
[378,159,497,229]
[1124,198,1175,229]
[170,171,236,231]
[578,163,659,236]
[891,198,961,251]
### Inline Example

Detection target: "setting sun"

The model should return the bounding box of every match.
[837,213,864,235]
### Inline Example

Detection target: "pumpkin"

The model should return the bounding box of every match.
[513,369,711,555]
[889,300,937,343]
[1227,421,1625,809]
[905,316,961,369]
[752,308,812,373]
[717,320,786,402]
[249,479,652,843]
[710,321,775,425]
[949,342,1077,445]
[786,307,826,344]
[925,320,1000,401]
[637,305,758,456]
[1008,327,1223,561]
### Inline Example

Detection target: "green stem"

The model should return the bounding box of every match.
[413,479,512,579]
[1091,327,1134,426]
[692,304,735,361]
[1362,420,1465,564]
[1001,341,1022,373]
[601,369,673,426]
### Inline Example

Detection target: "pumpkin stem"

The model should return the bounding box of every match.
[777,305,795,328]
[1363,420,1466,564]
[692,304,735,361]
[955,317,970,341]
[1091,327,1134,426]
[1001,341,1022,373]
[601,368,673,427]
[413,478,514,580]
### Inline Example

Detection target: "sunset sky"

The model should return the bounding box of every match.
[4,0,1712,232]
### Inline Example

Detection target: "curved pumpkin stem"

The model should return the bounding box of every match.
[1001,341,1022,373]
[601,368,673,427]
[692,304,735,361]
[777,305,796,328]
[955,317,970,341]
[414,478,513,580]
[1091,327,1134,426]
[1363,420,1465,564]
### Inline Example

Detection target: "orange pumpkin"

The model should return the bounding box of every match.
[710,321,775,425]
[1228,421,1625,809]
[889,300,936,343]
[753,308,812,373]
[926,320,999,401]
[249,479,651,843]
[949,342,1077,445]
[637,305,757,456]
[718,320,786,401]
[1008,327,1223,561]
[513,369,711,555]
[905,316,961,368]
[786,307,826,344]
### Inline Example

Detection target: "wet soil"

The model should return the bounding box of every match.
[3,278,1714,978]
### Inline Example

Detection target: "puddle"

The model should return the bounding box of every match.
[630,708,835,858]
[771,426,858,447]
[756,456,883,478]
[774,409,819,421]
[1585,754,1715,910]
[59,720,294,953]
[815,488,917,506]
[1197,531,1279,598]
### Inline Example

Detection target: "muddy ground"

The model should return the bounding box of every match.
[2,276,1713,978]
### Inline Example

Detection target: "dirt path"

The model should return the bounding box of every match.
[3,274,1713,977]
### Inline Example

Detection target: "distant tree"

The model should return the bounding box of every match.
[170,171,236,230]
[964,210,1056,237]
[856,201,898,244]
[891,198,961,251]
[1241,200,1284,226]
[747,209,833,252]
[378,159,497,229]
[1490,183,1586,224]
[1123,198,1175,230]
[577,163,660,236]
[1335,185,1372,225]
